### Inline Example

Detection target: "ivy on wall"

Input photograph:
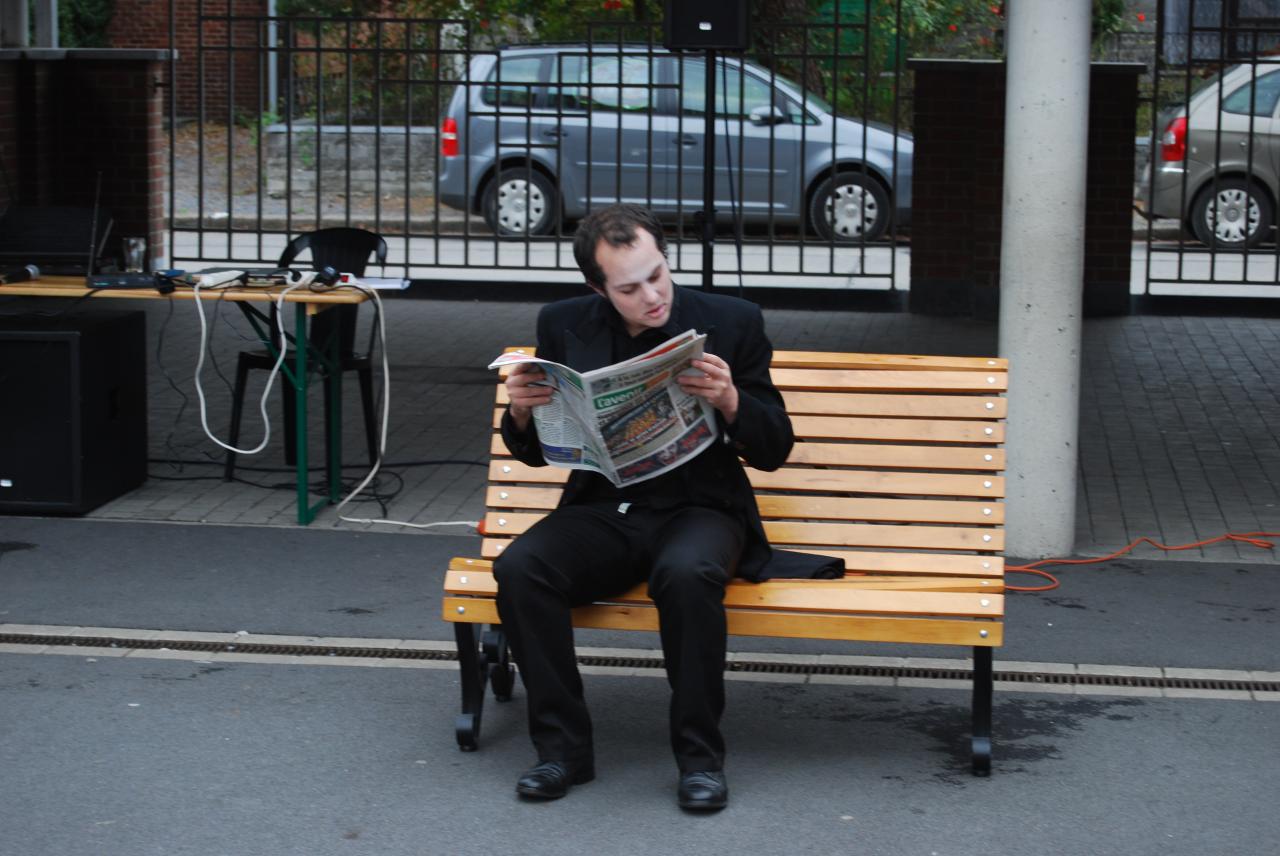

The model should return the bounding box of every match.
[56,0,115,48]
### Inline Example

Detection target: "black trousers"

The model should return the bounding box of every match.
[492,500,745,773]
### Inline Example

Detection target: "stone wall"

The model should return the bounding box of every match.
[265,124,437,198]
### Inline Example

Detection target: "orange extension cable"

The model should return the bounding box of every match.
[1005,531,1280,593]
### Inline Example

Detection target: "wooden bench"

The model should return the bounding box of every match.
[443,349,1008,775]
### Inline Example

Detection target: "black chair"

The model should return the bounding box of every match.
[223,228,388,482]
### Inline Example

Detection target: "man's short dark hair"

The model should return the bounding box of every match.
[573,203,668,288]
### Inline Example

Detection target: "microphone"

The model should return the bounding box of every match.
[0,264,40,285]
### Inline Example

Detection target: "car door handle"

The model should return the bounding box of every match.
[674,135,698,147]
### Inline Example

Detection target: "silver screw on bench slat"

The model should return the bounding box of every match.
[980,599,990,607]
[983,508,992,516]
[979,629,989,638]
[982,562,991,569]
[986,376,995,384]
[984,454,993,461]
[984,428,994,435]
[984,480,993,488]
[456,606,466,614]
[460,576,468,584]
[496,544,506,552]
[981,580,990,585]
[502,466,512,473]
[987,360,996,365]
[982,535,992,542]
[499,491,509,499]
[498,518,508,527]
[986,402,995,410]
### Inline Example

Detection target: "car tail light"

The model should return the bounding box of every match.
[441,117,458,158]
[1160,116,1186,162]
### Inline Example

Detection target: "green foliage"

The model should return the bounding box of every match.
[57,0,114,48]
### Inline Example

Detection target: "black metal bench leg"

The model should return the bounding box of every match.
[454,622,488,751]
[483,625,515,702]
[971,645,993,776]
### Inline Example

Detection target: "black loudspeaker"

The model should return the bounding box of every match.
[663,0,750,51]
[0,310,148,514]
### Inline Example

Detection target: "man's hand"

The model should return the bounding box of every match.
[506,363,555,431]
[678,353,739,424]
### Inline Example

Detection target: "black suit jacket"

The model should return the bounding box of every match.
[501,286,842,582]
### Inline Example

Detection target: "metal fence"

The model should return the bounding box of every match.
[1138,0,1280,293]
[168,6,909,289]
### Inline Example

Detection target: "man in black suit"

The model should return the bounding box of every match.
[495,204,794,811]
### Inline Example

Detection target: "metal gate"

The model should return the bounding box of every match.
[1136,0,1280,295]
[168,4,908,289]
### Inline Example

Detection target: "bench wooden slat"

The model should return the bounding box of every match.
[445,570,1003,616]
[493,406,1007,441]
[771,351,1008,372]
[443,597,1002,646]
[448,557,998,591]
[482,512,1001,552]
[746,468,1004,498]
[770,368,1008,393]
[497,388,1009,418]
[486,488,1004,524]
[783,442,1005,471]
[754,495,1004,524]
[789,415,1004,443]
[781,391,1009,419]
[489,435,1005,470]
[488,459,1004,498]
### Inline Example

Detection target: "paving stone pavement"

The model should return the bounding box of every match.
[3,289,1277,564]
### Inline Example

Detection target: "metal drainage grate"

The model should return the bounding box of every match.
[2,633,1275,694]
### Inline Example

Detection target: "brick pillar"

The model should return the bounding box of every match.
[0,50,170,269]
[908,59,1144,318]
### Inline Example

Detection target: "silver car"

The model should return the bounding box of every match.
[437,45,912,240]
[1139,62,1280,248]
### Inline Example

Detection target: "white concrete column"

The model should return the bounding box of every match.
[1,0,30,48]
[998,0,1092,557]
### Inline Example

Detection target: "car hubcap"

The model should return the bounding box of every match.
[825,183,880,238]
[496,178,546,233]
[1208,188,1260,244]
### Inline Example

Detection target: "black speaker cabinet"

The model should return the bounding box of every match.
[0,310,148,514]
[663,0,749,51]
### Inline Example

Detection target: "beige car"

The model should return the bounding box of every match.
[1139,63,1280,248]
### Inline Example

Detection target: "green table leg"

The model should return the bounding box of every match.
[295,303,313,525]
[325,308,343,504]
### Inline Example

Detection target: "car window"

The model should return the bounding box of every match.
[1222,70,1280,117]
[482,56,544,108]
[550,54,657,113]
[676,59,776,119]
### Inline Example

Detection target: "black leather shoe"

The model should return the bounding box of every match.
[677,770,728,811]
[515,760,595,800]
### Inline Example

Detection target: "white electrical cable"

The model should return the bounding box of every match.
[329,287,480,531]
[193,279,301,455]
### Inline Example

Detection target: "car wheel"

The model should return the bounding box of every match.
[809,171,890,242]
[1190,178,1272,249]
[483,167,557,237]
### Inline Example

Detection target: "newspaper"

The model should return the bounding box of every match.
[488,329,719,487]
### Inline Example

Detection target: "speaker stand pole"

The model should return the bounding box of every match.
[700,47,716,292]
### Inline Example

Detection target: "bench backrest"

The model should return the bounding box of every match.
[486,350,1008,587]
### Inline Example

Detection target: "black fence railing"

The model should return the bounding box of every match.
[169,8,908,288]
[1138,0,1280,292]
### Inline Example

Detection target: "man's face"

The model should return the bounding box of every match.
[590,228,673,336]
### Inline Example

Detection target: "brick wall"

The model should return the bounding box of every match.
[108,0,266,118]
[1,53,169,268]
[909,60,1143,318]
[0,62,15,213]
